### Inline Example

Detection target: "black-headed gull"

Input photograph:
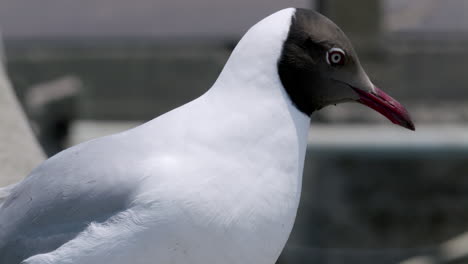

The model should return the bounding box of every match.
[0,8,413,264]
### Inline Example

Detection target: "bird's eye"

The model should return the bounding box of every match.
[326,48,346,66]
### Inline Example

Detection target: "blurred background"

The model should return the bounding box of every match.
[0,0,467,263]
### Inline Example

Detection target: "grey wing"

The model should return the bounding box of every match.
[0,138,140,264]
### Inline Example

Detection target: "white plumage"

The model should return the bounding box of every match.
[0,8,310,264]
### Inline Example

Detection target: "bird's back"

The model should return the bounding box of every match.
[0,96,304,264]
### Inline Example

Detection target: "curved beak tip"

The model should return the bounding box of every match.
[352,86,415,131]
[403,119,415,131]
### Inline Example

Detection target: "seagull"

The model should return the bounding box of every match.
[0,8,414,264]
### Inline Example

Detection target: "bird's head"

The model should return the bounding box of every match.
[277,8,414,130]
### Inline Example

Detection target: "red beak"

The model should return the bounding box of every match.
[352,86,415,131]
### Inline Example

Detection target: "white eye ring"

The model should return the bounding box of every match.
[326,47,346,66]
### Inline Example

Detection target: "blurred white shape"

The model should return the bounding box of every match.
[400,256,437,264]
[439,231,468,261]
[25,76,82,113]
[0,31,44,187]
[400,231,468,263]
